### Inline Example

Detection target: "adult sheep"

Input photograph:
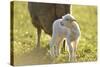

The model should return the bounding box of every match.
[28,2,71,48]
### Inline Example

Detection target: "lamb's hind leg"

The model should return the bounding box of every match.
[49,35,57,57]
[55,38,62,57]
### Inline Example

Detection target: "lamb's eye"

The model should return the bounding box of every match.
[66,19,69,21]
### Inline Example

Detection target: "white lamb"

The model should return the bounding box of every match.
[49,14,80,62]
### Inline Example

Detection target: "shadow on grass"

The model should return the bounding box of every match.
[14,46,54,66]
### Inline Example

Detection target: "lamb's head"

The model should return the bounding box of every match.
[62,14,76,24]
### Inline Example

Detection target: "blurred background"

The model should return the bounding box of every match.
[11,1,97,65]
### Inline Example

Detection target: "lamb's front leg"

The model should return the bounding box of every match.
[72,39,79,62]
[66,34,74,62]
[72,29,80,61]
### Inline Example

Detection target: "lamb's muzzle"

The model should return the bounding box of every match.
[49,14,80,62]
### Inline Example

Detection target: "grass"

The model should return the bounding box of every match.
[11,1,97,65]
[72,5,97,61]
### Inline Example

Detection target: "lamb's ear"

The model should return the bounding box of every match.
[72,17,76,21]
[73,19,76,21]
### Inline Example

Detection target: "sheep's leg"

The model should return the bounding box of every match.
[36,28,41,47]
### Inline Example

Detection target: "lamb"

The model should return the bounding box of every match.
[49,14,80,62]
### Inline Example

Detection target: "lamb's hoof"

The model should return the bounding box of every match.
[68,59,77,63]
[47,50,55,58]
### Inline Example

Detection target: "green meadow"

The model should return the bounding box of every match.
[11,2,97,65]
